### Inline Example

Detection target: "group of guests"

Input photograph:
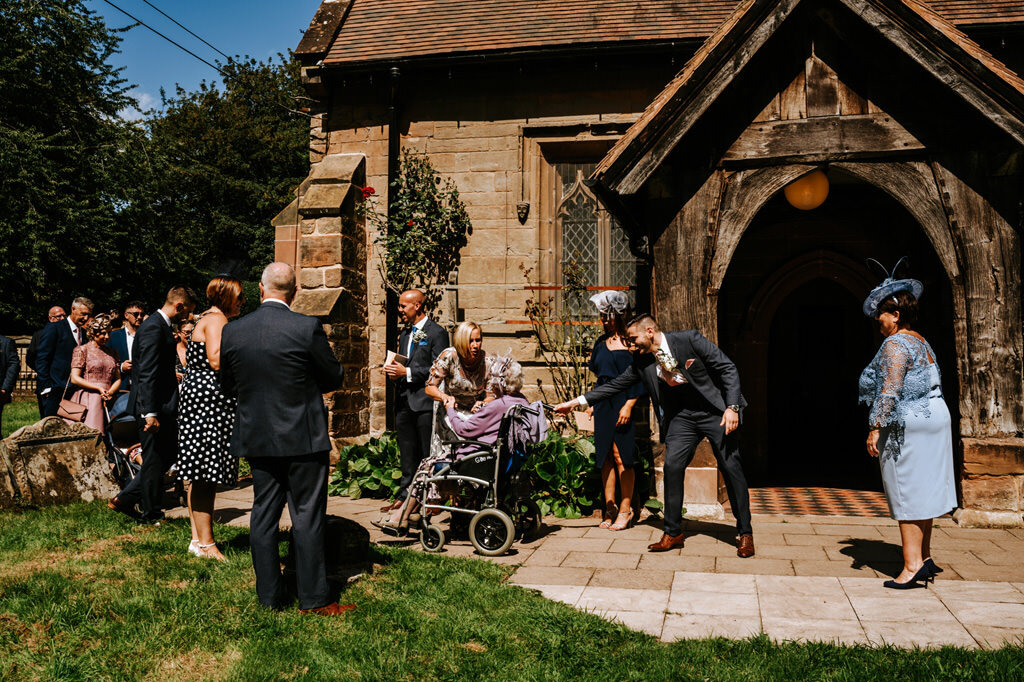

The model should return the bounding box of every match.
[4,256,956,600]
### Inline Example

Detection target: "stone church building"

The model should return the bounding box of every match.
[277,0,1024,526]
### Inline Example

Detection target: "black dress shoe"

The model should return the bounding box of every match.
[107,496,139,519]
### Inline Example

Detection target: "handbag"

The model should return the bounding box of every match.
[57,376,88,422]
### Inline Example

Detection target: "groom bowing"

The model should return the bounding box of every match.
[555,314,755,557]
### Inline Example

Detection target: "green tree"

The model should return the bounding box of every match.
[120,56,309,295]
[0,0,136,330]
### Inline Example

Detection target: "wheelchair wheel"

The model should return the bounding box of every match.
[420,523,446,553]
[513,499,543,542]
[469,508,515,556]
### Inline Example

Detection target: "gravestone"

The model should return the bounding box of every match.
[0,417,119,508]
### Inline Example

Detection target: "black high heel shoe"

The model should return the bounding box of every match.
[883,564,934,590]
[924,558,944,576]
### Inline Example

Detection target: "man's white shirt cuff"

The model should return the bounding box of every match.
[406,367,412,381]
[41,388,51,395]
[143,412,157,418]
[576,395,588,407]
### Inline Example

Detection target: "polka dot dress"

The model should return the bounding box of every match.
[177,341,237,484]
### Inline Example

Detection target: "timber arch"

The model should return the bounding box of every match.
[591,0,1024,525]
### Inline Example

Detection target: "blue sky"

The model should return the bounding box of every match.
[85,0,323,118]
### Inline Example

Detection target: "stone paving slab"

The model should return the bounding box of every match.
[167,484,1024,649]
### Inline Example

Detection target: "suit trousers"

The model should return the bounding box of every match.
[395,406,433,499]
[249,452,330,610]
[42,389,63,418]
[662,410,753,537]
[118,417,178,520]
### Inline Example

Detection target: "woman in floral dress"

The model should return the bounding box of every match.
[66,315,121,434]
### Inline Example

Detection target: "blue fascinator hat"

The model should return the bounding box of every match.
[862,257,923,318]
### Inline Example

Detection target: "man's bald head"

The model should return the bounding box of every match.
[398,289,426,324]
[47,306,66,322]
[261,262,297,303]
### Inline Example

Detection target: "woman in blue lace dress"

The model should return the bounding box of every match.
[859,280,956,589]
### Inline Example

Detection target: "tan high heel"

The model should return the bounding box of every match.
[609,509,634,531]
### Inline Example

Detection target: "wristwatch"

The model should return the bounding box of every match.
[726,404,741,413]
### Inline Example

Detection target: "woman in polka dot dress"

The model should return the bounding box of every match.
[178,276,245,561]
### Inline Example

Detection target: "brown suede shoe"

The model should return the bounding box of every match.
[647,532,686,552]
[737,534,755,558]
[299,602,357,616]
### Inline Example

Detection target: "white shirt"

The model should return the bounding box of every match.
[654,333,687,386]
[68,317,81,346]
[262,297,291,310]
[404,316,429,381]
[125,327,135,360]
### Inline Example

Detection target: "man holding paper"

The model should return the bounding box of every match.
[383,289,449,510]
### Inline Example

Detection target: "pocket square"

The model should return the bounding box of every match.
[685,358,695,369]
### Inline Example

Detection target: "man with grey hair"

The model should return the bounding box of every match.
[35,297,94,417]
[220,262,352,616]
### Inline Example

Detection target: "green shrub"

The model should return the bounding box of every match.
[328,433,403,500]
[523,434,601,519]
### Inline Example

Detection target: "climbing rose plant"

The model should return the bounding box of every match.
[357,151,472,310]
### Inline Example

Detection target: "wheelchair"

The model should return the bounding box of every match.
[416,402,544,556]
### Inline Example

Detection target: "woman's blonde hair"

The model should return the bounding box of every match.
[453,321,482,361]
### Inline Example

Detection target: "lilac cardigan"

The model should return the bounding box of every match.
[446,394,529,456]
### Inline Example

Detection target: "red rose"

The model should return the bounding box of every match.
[361,186,375,197]
[408,219,414,226]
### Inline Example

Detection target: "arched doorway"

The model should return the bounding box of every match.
[718,170,958,491]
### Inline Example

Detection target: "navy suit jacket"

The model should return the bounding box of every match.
[396,318,449,413]
[0,335,19,401]
[126,312,179,419]
[109,327,134,390]
[34,320,79,397]
[220,301,344,459]
[583,330,746,440]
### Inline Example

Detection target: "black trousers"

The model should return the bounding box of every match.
[118,416,178,520]
[42,389,63,418]
[663,410,752,537]
[249,452,330,611]
[395,406,432,499]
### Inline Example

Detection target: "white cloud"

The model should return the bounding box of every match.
[119,89,160,121]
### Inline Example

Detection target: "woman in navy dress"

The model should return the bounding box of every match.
[587,291,645,531]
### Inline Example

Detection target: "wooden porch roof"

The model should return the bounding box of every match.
[304,0,1024,66]
[592,0,1024,196]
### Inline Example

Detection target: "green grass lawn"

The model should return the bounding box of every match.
[2,399,39,439]
[0,503,1021,681]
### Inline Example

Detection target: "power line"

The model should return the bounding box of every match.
[139,0,231,61]
[99,0,224,76]
[98,0,311,118]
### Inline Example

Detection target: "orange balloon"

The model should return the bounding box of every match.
[784,170,830,210]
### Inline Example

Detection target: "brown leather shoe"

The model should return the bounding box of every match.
[647,532,686,552]
[737,534,755,558]
[107,496,138,519]
[299,602,356,616]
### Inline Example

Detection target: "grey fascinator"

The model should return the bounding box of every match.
[862,257,924,318]
[589,290,629,315]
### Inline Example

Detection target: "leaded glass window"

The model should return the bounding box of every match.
[555,162,637,316]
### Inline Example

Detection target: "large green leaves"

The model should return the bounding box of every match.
[328,433,404,500]
[522,434,602,519]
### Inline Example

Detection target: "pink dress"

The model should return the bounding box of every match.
[65,342,120,434]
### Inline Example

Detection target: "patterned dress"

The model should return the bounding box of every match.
[859,333,957,520]
[65,341,120,434]
[177,341,238,484]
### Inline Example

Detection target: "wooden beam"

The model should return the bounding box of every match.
[721,113,924,165]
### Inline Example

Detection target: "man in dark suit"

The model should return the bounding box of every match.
[220,262,352,616]
[109,286,196,523]
[0,333,21,432]
[382,289,449,510]
[555,314,755,558]
[35,298,93,417]
[26,306,67,417]
[108,300,145,394]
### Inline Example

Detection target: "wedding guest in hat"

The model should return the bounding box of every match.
[859,259,956,589]
[586,291,646,531]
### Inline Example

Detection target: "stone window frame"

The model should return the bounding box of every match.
[525,130,637,314]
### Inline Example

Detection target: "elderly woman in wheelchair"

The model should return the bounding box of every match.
[373,355,546,555]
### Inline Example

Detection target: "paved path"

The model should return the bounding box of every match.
[169,483,1024,649]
